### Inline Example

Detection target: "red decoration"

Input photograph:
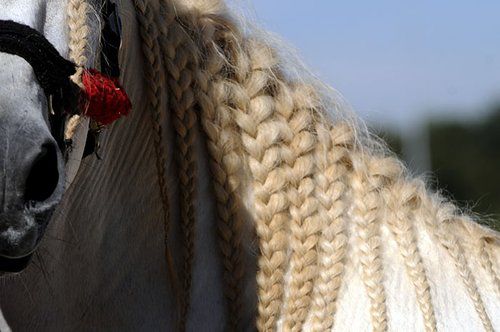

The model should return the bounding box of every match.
[80,69,131,125]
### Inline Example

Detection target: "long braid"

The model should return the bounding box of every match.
[351,157,386,332]
[133,0,180,322]
[309,123,353,331]
[230,39,291,331]
[281,84,321,332]
[350,153,400,332]
[439,231,493,331]
[383,180,437,332]
[418,195,494,331]
[193,13,247,330]
[156,3,199,328]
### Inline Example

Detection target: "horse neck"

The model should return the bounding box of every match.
[45,0,179,322]
[35,1,230,328]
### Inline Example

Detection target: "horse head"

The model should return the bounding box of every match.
[0,0,103,273]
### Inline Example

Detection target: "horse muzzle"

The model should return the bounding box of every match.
[0,136,64,273]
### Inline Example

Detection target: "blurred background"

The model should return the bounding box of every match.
[249,0,500,230]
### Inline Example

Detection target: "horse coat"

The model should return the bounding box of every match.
[0,0,498,331]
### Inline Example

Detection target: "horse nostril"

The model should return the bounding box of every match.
[24,143,60,204]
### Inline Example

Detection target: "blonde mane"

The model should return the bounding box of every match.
[67,0,500,331]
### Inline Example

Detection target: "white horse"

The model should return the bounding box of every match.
[0,1,498,331]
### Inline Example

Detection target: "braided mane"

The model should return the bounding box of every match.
[68,0,500,330]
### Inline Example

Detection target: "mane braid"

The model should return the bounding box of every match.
[309,123,352,331]
[383,179,437,332]
[426,201,495,332]
[132,0,181,325]
[349,153,390,332]
[155,3,199,329]
[439,231,493,331]
[281,83,321,332]
[193,13,248,330]
[230,38,291,330]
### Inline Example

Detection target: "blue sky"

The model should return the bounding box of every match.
[248,0,500,128]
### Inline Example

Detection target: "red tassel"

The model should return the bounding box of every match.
[80,69,131,126]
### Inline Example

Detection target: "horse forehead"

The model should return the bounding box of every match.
[0,1,51,28]
[0,0,70,56]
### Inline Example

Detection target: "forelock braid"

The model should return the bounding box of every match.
[65,0,92,141]
[309,123,353,331]
[67,0,90,86]
[155,3,199,328]
[383,178,437,332]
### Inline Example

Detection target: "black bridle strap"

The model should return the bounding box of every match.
[0,20,76,96]
[100,0,122,78]
[0,20,80,152]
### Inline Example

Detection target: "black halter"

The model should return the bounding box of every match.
[0,21,76,97]
[0,1,123,159]
[0,20,79,153]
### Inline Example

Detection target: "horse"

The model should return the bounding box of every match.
[0,0,498,331]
